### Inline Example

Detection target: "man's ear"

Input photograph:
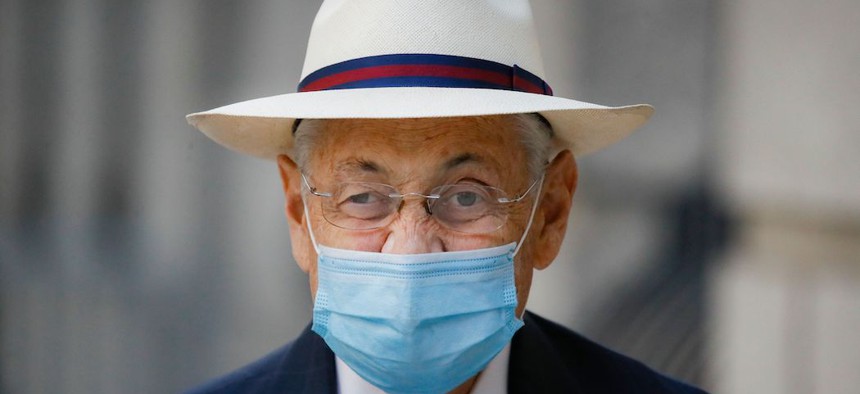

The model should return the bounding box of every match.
[277,154,313,272]
[532,149,578,270]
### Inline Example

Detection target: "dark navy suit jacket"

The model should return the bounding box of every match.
[185,312,706,393]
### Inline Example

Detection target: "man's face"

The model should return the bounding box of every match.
[278,115,578,318]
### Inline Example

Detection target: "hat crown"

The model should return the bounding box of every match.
[301,0,547,81]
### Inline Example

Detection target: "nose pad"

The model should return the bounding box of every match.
[394,194,435,218]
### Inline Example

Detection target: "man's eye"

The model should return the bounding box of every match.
[347,193,374,204]
[440,186,491,210]
[454,191,479,207]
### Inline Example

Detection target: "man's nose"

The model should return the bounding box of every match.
[380,201,444,254]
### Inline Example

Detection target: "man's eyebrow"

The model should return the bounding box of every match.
[335,159,382,175]
[443,153,483,170]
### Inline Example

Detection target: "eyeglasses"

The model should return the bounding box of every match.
[301,173,544,234]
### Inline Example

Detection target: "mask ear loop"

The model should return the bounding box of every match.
[301,188,322,256]
[512,173,545,321]
[512,172,545,258]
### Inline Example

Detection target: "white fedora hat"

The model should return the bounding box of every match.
[186,0,653,159]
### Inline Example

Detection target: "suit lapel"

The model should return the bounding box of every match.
[278,325,338,394]
[507,312,585,393]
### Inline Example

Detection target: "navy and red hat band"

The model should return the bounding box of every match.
[298,53,553,96]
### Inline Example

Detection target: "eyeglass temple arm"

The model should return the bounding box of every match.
[498,172,546,204]
[301,173,333,197]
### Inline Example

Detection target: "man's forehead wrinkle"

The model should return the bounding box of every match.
[310,116,529,188]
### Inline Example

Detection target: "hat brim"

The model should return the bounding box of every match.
[186,87,653,159]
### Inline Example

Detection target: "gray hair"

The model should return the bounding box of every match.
[293,114,553,180]
[512,113,554,179]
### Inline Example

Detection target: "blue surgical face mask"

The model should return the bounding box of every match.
[302,177,542,394]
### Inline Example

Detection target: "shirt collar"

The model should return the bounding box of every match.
[335,343,511,394]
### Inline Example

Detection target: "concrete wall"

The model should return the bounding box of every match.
[710,1,860,392]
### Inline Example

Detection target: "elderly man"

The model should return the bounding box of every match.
[186,1,704,393]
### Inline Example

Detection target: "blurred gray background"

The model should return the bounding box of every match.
[1,1,858,393]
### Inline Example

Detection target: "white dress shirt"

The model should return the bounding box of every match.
[335,344,511,394]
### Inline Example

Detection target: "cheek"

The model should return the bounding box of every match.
[313,221,389,251]
[441,234,499,251]
[313,214,509,252]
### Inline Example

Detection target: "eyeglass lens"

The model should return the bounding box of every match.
[318,182,509,234]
